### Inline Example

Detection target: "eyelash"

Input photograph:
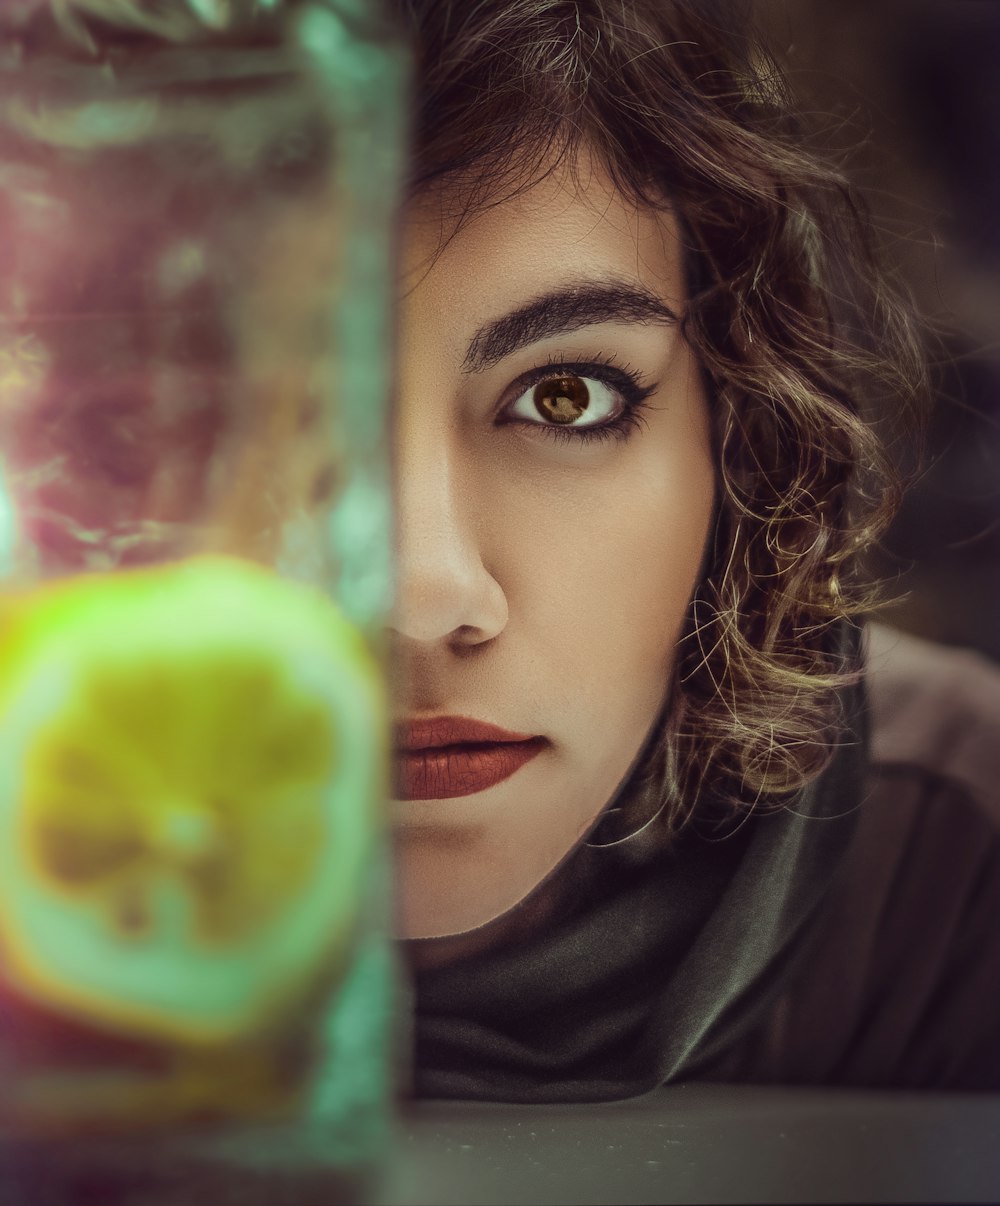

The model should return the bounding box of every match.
[501,352,657,446]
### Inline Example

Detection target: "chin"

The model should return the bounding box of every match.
[392,823,584,956]
[393,850,527,940]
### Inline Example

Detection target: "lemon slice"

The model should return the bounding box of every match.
[0,556,385,1045]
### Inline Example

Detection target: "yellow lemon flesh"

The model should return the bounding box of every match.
[0,557,384,1045]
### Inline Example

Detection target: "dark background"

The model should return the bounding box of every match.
[758,0,1000,661]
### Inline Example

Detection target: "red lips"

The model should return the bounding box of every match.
[394,717,546,800]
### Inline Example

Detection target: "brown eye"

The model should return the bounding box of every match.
[506,369,626,435]
[533,375,590,424]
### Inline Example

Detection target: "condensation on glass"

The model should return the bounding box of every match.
[0,2,403,1199]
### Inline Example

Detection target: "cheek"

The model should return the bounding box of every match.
[488,438,714,723]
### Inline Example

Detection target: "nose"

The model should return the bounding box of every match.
[390,431,508,648]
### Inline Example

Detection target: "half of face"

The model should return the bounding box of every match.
[390,149,716,950]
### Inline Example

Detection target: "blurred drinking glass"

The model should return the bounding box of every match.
[0,2,404,1201]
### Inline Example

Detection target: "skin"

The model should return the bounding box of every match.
[391,151,716,956]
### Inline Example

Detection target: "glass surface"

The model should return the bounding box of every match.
[0,1,403,1198]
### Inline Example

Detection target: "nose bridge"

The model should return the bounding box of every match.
[394,409,466,568]
[392,393,505,645]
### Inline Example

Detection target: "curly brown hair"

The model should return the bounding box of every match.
[20,0,926,825]
[392,0,926,825]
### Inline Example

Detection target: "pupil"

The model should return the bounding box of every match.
[533,375,589,424]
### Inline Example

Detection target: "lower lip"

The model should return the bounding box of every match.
[394,739,546,800]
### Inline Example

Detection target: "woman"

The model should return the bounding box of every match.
[3,0,997,1122]
[388,0,1000,1098]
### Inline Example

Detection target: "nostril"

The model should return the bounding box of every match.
[390,548,508,646]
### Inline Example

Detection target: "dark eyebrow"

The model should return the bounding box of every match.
[461,280,681,373]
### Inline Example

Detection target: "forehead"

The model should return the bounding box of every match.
[399,151,687,326]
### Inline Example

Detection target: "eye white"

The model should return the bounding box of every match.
[508,375,621,428]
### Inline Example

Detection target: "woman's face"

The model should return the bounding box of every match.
[392,153,716,941]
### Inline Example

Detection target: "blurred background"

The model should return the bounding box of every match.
[758,0,1000,661]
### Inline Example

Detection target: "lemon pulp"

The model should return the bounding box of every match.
[0,556,385,1044]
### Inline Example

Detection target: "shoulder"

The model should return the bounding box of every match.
[710,627,1000,1090]
[865,623,1000,829]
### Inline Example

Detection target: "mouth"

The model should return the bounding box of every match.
[394,716,546,800]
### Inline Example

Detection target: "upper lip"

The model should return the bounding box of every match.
[395,716,541,751]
